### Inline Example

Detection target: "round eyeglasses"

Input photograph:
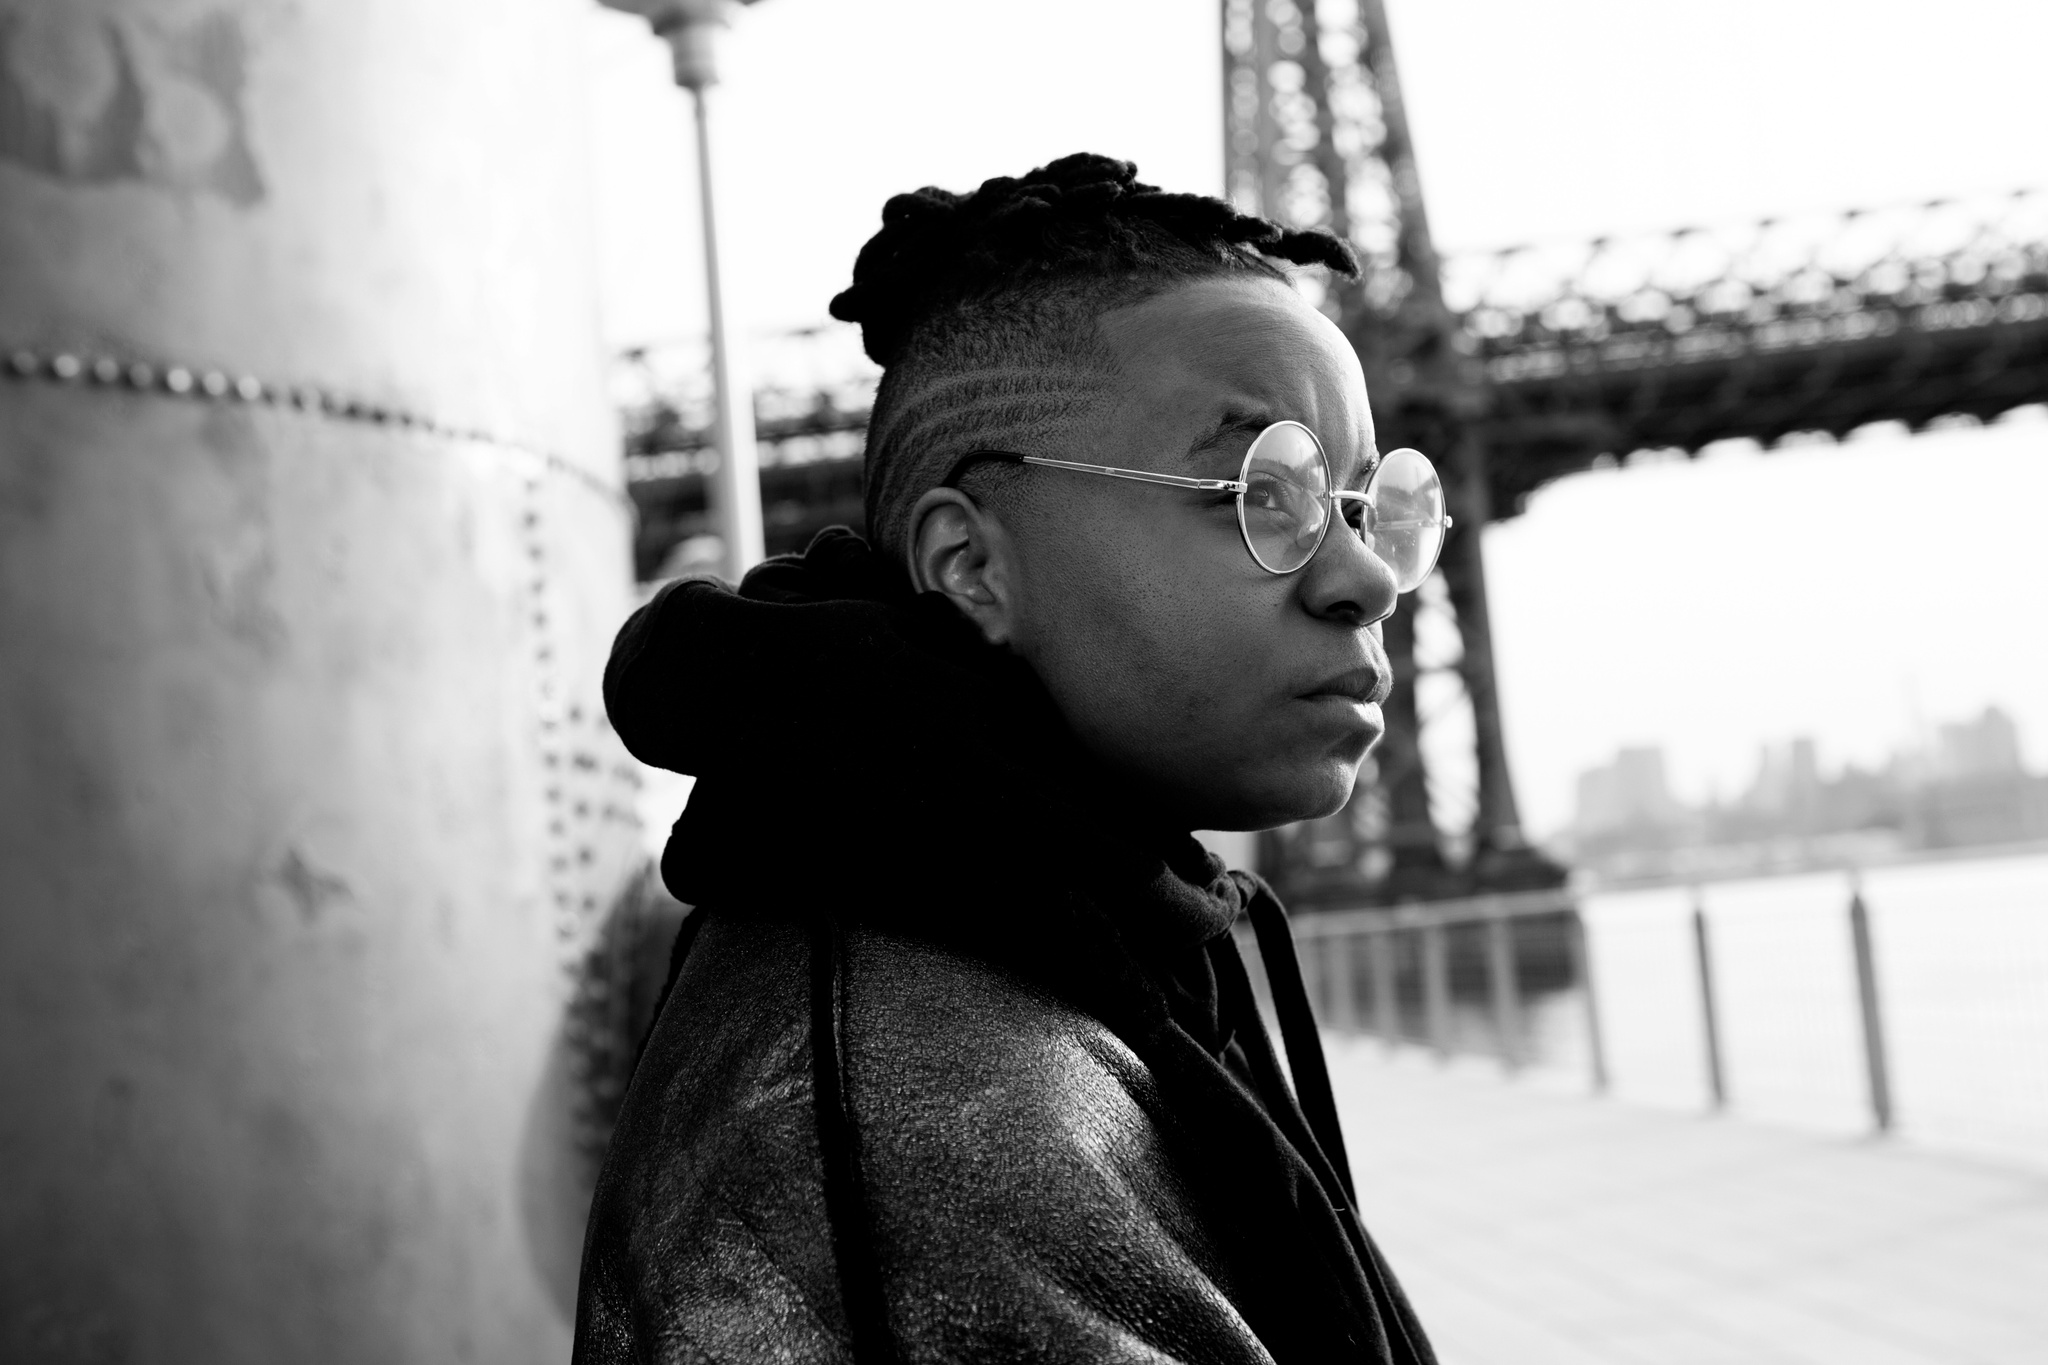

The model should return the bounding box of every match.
[951,420,1452,591]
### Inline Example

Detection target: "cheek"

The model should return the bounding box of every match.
[1016,507,1281,738]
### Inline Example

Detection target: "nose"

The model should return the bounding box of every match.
[1297,511,1400,626]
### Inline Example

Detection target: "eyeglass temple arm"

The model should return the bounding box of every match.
[1018,454,1243,493]
[1016,455,1456,529]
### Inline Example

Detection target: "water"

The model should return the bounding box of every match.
[1579,846,2048,1169]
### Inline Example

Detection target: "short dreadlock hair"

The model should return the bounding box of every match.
[828,153,1358,559]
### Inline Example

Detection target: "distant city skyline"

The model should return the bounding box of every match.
[1564,704,2048,881]
[1483,417,2047,836]
[1578,705,2031,827]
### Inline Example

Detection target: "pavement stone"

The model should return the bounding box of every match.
[1327,1034,2048,1365]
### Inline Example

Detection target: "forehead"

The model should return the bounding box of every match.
[1092,275,1376,478]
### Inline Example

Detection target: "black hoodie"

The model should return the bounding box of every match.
[572,529,1436,1364]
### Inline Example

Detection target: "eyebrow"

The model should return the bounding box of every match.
[1186,409,1383,488]
[1185,409,1275,459]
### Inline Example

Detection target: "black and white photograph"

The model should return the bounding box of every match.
[2,1,2045,1361]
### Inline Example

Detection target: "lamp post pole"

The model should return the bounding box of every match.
[604,0,766,577]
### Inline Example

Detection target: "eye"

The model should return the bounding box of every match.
[1243,472,1289,511]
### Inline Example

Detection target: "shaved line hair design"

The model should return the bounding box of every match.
[829,153,1359,558]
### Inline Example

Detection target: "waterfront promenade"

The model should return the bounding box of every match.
[1332,1037,2048,1365]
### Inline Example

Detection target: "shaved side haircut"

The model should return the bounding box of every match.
[829,154,1359,558]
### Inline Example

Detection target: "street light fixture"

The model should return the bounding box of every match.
[601,0,767,578]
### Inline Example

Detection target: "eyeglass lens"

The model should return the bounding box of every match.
[1238,423,1331,574]
[1238,423,1447,590]
[1362,447,1448,593]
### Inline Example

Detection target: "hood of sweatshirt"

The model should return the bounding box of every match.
[603,525,1243,963]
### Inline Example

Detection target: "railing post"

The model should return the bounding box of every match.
[1371,928,1400,1051]
[1326,932,1359,1033]
[1422,918,1451,1061]
[1485,912,1521,1071]
[1849,889,1894,1134]
[1565,907,1608,1094]
[1692,899,1726,1112]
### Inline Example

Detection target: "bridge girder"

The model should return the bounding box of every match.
[621,193,2048,571]
[1468,190,2048,509]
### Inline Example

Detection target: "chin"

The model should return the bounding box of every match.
[1192,758,1362,832]
[1295,767,1360,823]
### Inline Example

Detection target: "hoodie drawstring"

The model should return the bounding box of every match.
[1244,890,1358,1205]
[808,914,901,1363]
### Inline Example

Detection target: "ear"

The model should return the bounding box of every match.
[904,487,1021,646]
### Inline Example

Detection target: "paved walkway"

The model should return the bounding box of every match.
[1328,1036,2048,1365]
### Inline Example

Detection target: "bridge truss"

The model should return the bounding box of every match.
[1462,191,2048,509]
[620,0,2047,904]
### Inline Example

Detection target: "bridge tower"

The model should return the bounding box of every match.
[1224,0,1564,901]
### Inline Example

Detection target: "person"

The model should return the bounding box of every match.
[574,153,1445,1364]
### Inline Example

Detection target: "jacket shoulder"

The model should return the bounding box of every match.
[574,913,846,1364]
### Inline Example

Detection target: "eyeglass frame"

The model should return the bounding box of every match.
[942,418,1453,584]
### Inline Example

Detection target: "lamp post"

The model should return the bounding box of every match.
[603,0,766,578]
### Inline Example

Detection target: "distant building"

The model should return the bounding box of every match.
[1914,706,2042,848]
[1744,737,1822,820]
[1935,705,2024,780]
[1575,746,1682,835]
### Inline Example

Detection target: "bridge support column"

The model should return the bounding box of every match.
[0,1,638,1359]
[1378,594,1451,895]
[1441,432,1564,890]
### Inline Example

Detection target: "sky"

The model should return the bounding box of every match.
[581,0,2048,838]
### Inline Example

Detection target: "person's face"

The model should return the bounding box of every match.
[1000,275,1398,831]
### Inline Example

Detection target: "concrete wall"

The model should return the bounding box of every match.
[0,1,641,1359]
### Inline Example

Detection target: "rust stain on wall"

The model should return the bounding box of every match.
[0,3,264,205]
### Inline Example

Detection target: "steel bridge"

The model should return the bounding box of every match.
[1457,193,2048,511]
[622,191,2048,562]
[621,0,2047,905]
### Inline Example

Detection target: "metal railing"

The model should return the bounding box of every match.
[1677,883,1889,1127]
[1275,887,1607,1086]
[1286,847,2048,1168]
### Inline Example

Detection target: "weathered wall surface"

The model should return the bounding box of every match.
[0,1,640,1359]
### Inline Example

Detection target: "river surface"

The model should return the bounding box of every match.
[1571,845,2048,1169]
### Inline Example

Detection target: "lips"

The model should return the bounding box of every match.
[1300,665,1390,707]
